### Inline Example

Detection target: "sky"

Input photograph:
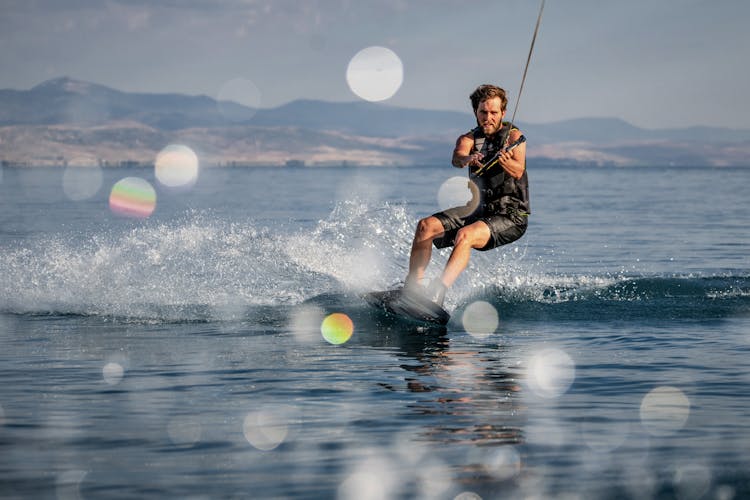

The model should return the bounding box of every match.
[1,0,749,129]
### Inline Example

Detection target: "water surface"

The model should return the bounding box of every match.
[1,164,749,498]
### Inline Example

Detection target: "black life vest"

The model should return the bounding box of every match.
[468,123,530,216]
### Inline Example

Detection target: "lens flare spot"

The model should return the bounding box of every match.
[321,312,354,345]
[290,305,325,344]
[56,470,87,500]
[437,176,479,211]
[416,460,453,498]
[391,429,430,465]
[155,144,199,189]
[339,471,388,500]
[715,485,736,500]
[454,493,483,500]
[527,419,566,447]
[109,177,156,218]
[102,362,124,385]
[346,46,403,102]
[338,452,399,500]
[243,409,288,451]
[485,446,522,480]
[526,348,575,398]
[62,166,103,201]
[211,296,247,322]
[167,416,202,446]
[673,463,712,500]
[461,301,499,338]
[217,77,261,122]
[580,416,630,453]
[640,386,691,435]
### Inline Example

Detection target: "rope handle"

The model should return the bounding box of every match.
[474,135,526,176]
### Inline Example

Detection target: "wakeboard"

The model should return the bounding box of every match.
[364,288,450,326]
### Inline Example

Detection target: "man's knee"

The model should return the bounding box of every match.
[454,227,472,247]
[455,223,489,248]
[415,216,443,239]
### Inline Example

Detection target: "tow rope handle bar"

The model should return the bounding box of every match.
[474,135,526,176]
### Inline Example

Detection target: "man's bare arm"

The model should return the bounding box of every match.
[497,128,526,179]
[451,133,482,168]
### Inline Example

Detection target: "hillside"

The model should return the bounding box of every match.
[1,77,749,167]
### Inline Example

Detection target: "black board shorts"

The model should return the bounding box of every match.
[432,205,527,251]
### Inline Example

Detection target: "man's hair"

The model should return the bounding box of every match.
[470,85,508,113]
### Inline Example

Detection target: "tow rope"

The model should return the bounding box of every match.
[507,0,546,133]
[475,0,545,175]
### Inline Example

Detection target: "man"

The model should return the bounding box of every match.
[404,84,530,306]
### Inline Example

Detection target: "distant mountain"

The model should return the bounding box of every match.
[0,77,233,130]
[522,117,750,144]
[252,99,470,137]
[0,77,470,136]
[1,77,749,166]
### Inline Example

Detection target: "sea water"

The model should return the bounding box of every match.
[0,164,749,499]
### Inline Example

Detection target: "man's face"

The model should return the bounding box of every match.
[475,97,505,135]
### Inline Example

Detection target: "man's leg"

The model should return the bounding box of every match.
[406,216,445,286]
[440,221,491,288]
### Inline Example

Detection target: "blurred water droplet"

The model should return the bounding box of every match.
[437,176,479,213]
[321,312,354,345]
[454,492,483,500]
[155,144,199,189]
[526,348,575,398]
[56,470,87,500]
[217,77,261,122]
[461,300,499,338]
[243,407,289,451]
[338,452,399,500]
[102,362,124,385]
[346,46,403,102]
[640,386,690,435]
[63,165,103,201]
[167,415,202,446]
[672,463,712,500]
[109,177,156,218]
[484,446,522,480]
[289,305,325,344]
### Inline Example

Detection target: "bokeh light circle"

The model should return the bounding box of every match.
[338,452,400,500]
[526,348,576,398]
[485,446,522,480]
[62,165,103,201]
[102,362,124,385]
[580,416,630,453]
[56,470,87,500]
[321,312,354,345]
[346,46,403,102]
[416,459,453,498]
[437,176,479,214]
[339,471,389,500]
[167,416,202,446]
[673,463,712,500]
[461,301,499,338]
[217,77,262,122]
[155,144,199,189]
[289,305,325,344]
[454,493,483,500]
[109,177,156,218]
[640,386,691,435]
[243,408,289,451]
